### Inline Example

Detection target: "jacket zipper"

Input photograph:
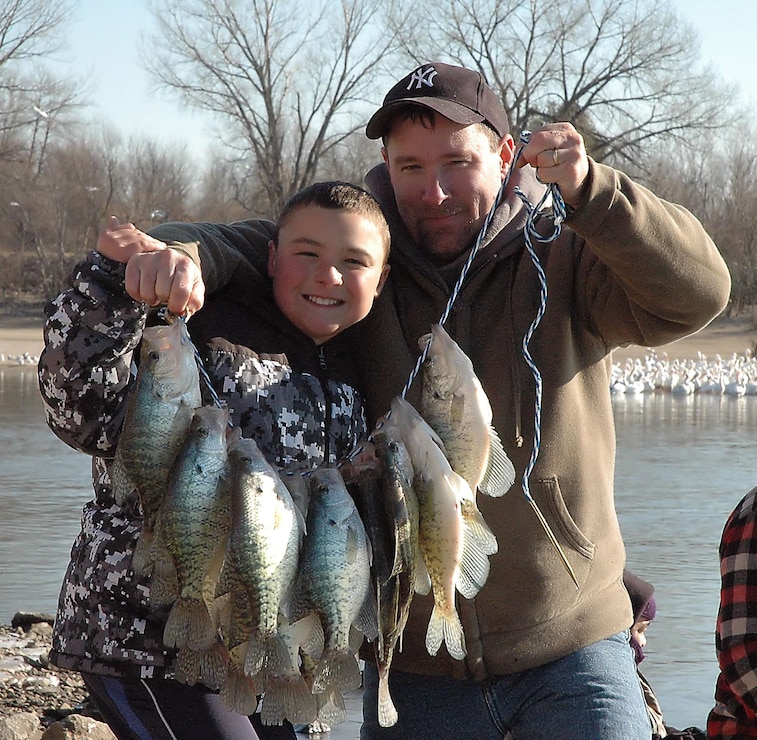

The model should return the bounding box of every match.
[318,344,332,464]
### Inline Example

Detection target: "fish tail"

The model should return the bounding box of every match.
[377,664,398,728]
[261,674,317,726]
[425,604,466,660]
[244,631,285,678]
[197,639,229,691]
[313,687,346,727]
[528,499,579,589]
[164,596,216,650]
[174,645,201,686]
[313,650,361,694]
[220,662,259,716]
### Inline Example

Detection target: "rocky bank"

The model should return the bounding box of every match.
[0,613,114,740]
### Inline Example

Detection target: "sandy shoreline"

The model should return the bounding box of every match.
[2,311,755,371]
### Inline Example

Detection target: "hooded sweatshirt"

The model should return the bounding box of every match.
[343,159,730,680]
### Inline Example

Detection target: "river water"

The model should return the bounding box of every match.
[2,368,756,730]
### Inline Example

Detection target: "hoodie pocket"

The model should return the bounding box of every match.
[538,475,596,559]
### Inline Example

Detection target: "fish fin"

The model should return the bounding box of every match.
[288,613,324,660]
[261,673,317,726]
[110,451,137,506]
[460,499,498,556]
[244,634,267,677]
[313,650,361,693]
[478,425,516,497]
[528,499,580,589]
[130,528,154,575]
[147,535,178,610]
[220,662,259,715]
[164,596,216,650]
[456,508,492,600]
[413,555,432,596]
[377,663,398,728]
[355,590,379,643]
[425,604,466,660]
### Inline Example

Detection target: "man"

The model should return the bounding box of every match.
[708,486,757,738]
[119,62,731,738]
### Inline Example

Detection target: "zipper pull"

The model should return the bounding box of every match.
[318,345,327,371]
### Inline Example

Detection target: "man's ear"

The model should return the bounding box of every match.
[267,240,277,277]
[498,135,516,178]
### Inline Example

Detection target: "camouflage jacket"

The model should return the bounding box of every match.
[37,250,369,679]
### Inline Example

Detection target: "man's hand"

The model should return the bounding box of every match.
[97,216,205,316]
[518,123,590,209]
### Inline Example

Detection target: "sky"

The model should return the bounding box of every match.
[59,0,756,163]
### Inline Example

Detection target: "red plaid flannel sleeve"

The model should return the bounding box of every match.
[708,487,757,738]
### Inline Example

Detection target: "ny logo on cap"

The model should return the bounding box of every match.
[406,65,437,90]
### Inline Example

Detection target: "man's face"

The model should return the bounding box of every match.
[382,114,514,263]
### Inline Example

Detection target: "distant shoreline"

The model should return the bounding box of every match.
[1,311,755,370]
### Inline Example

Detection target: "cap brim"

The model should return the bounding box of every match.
[366,97,485,140]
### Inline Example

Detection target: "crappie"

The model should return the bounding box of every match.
[218,435,304,680]
[152,405,231,679]
[421,325,577,586]
[291,467,376,694]
[110,318,201,572]
[419,324,515,498]
[390,397,493,661]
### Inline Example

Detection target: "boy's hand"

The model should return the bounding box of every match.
[98,216,205,316]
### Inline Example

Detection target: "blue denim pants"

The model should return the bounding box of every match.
[361,631,651,739]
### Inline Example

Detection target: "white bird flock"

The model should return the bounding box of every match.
[0,351,40,366]
[611,348,757,397]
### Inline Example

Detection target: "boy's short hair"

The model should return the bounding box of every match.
[276,181,390,259]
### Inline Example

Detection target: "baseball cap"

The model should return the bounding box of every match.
[366,61,509,140]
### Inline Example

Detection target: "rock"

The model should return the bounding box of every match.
[0,711,42,740]
[0,622,101,737]
[11,614,55,631]
[41,715,115,740]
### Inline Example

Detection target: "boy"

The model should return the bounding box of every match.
[37,181,389,739]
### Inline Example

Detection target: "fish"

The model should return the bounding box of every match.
[418,323,515,498]
[110,318,202,572]
[390,396,494,660]
[290,467,377,694]
[371,422,421,728]
[151,404,231,692]
[218,435,304,680]
[419,324,577,587]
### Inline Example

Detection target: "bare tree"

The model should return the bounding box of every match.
[145,0,399,214]
[385,0,733,169]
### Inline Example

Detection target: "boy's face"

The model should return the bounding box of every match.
[268,204,389,345]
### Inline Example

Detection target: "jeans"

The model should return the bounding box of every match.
[361,631,652,739]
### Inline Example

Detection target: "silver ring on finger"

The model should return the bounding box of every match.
[552,148,560,166]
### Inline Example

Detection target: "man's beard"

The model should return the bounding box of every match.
[414,216,480,265]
